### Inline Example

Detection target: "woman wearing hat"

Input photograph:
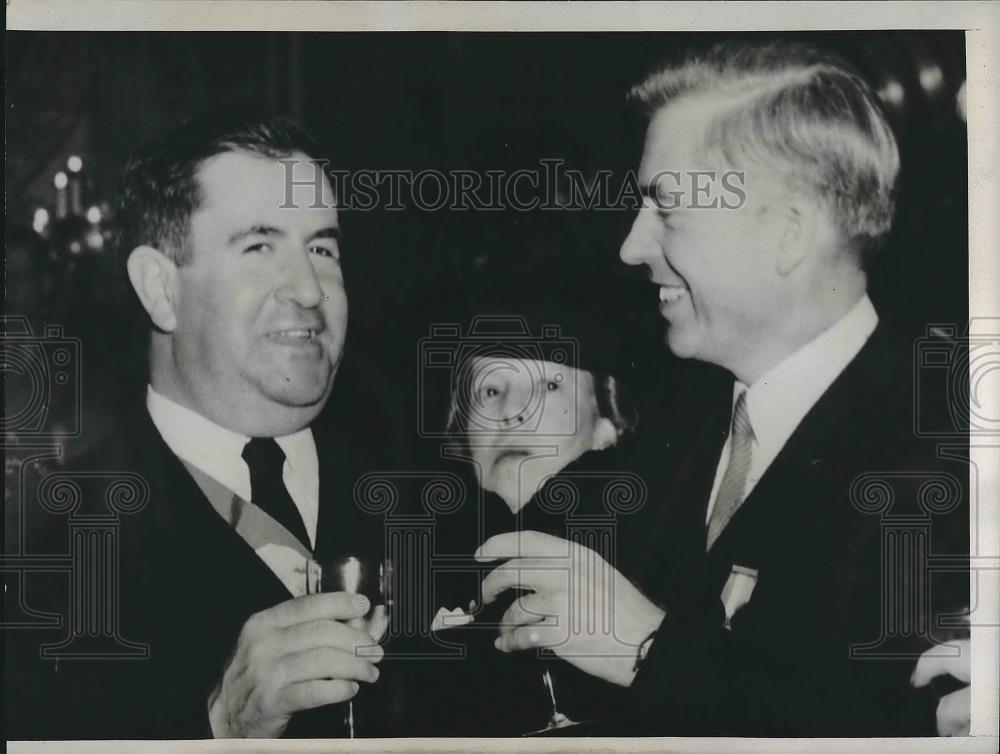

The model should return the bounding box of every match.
[401,291,644,736]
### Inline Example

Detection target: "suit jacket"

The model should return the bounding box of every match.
[615,324,969,736]
[5,357,408,739]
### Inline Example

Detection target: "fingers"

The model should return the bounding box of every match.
[247,592,370,634]
[936,686,971,736]
[276,679,360,715]
[495,623,559,653]
[481,558,562,605]
[498,594,553,638]
[210,593,380,738]
[279,646,381,686]
[475,530,572,562]
[367,605,389,643]
[277,618,385,663]
[912,639,971,687]
[481,560,533,605]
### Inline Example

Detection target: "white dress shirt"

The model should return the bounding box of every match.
[146,386,320,548]
[705,295,879,522]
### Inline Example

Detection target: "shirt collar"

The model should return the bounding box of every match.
[146,386,315,502]
[737,294,878,470]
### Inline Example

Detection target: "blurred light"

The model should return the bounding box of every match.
[32,208,50,234]
[54,171,69,189]
[69,240,83,255]
[86,229,105,251]
[67,155,83,173]
[878,81,906,108]
[86,205,102,224]
[957,79,967,122]
[918,64,945,95]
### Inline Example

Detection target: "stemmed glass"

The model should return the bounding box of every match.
[305,555,392,738]
[536,667,577,732]
[522,634,584,734]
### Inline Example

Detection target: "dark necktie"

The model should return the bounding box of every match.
[706,389,755,550]
[241,437,312,550]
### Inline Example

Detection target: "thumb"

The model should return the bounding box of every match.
[912,640,971,687]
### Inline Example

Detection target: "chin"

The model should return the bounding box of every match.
[262,373,334,409]
[665,326,700,360]
[274,358,340,404]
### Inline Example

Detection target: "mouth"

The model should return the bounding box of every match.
[495,448,532,462]
[658,284,689,306]
[264,327,324,344]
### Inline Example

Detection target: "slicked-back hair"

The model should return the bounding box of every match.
[114,109,327,267]
[630,41,900,254]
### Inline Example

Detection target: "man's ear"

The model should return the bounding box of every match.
[591,417,620,451]
[773,200,818,276]
[126,245,179,332]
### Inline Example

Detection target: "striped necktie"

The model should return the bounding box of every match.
[706,390,754,550]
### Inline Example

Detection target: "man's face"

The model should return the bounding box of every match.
[169,150,347,434]
[619,96,786,373]
[464,357,608,507]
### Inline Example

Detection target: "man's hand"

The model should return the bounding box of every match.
[911,638,971,736]
[475,530,665,687]
[208,592,384,739]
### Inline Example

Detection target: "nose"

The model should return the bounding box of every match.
[275,247,323,308]
[619,208,659,267]
[498,379,534,427]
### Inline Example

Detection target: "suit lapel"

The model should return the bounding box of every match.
[627,363,731,598]
[128,411,297,603]
[704,325,888,570]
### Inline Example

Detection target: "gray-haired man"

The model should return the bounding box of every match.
[475,41,968,735]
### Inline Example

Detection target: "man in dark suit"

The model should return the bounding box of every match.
[475,41,969,735]
[5,112,399,739]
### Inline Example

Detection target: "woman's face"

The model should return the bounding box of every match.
[461,357,617,509]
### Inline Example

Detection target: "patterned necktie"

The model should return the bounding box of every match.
[706,390,754,550]
[241,437,311,550]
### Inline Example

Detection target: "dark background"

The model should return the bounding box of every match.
[5,31,968,454]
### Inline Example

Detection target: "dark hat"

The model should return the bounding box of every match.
[452,272,632,379]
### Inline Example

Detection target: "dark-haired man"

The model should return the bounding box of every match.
[475,42,968,735]
[6,113,401,739]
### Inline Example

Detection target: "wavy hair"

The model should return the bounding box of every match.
[630,41,900,255]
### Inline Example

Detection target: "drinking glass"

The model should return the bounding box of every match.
[305,556,392,738]
[537,667,577,731]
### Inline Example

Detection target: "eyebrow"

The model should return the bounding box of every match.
[228,225,285,245]
[640,184,674,209]
[227,225,340,245]
[639,184,687,214]
[308,226,341,242]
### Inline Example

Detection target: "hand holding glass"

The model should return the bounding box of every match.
[305,556,392,737]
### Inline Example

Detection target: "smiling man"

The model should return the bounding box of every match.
[6,112,397,739]
[131,151,348,436]
[475,41,968,736]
